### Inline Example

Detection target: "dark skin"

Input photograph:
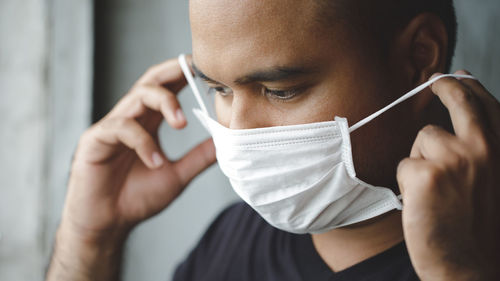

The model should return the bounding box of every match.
[46,1,500,280]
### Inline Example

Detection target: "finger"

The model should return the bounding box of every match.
[397,158,440,203]
[397,158,423,200]
[111,85,187,129]
[410,125,461,162]
[173,138,216,186]
[137,85,186,129]
[430,73,487,140]
[136,58,187,89]
[93,117,166,169]
[455,70,499,106]
[455,70,500,135]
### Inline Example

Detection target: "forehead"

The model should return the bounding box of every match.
[189,0,337,78]
[189,0,318,35]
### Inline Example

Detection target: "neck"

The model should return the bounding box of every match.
[311,211,404,272]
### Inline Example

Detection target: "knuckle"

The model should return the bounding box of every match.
[473,137,492,162]
[162,94,180,111]
[147,64,161,73]
[418,166,443,188]
[415,129,426,141]
[450,87,473,104]
[99,117,135,132]
[163,90,177,103]
[421,124,439,136]
[113,117,131,128]
[79,128,95,144]
[451,152,470,172]
[416,125,439,142]
[137,135,152,147]
[94,119,109,131]
[131,83,146,93]
[161,92,174,105]
[396,158,411,178]
[131,84,151,98]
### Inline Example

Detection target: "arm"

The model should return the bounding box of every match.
[46,223,125,281]
[45,56,215,281]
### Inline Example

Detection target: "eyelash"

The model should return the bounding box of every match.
[208,86,301,101]
[207,86,232,97]
[263,88,300,101]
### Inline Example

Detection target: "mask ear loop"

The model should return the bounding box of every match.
[178,54,210,115]
[348,74,477,133]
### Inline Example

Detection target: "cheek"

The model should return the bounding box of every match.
[300,81,356,123]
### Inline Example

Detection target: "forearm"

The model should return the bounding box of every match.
[45,224,127,281]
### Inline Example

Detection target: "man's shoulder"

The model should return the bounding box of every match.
[217,201,254,222]
[205,201,271,240]
[173,201,282,281]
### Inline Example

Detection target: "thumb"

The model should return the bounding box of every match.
[173,138,217,186]
[396,157,436,205]
[396,157,426,202]
[396,158,411,200]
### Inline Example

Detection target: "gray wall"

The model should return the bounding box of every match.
[0,1,49,279]
[453,0,500,97]
[0,0,93,279]
[0,1,499,280]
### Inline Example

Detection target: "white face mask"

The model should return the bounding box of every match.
[179,54,475,234]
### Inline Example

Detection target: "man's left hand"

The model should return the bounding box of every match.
[397,70,500,280]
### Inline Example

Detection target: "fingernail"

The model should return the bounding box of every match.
[152,152,164,167]
[176,109,185,123]
[455,70,472,80]
[455,69,471,75]
[429,73,442,80]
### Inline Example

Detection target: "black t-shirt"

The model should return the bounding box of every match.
[173,202,419,281]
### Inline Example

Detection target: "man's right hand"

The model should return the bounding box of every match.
[46,56,216,280]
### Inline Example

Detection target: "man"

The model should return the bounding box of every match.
[46,0,500,280]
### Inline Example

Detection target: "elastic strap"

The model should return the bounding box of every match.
[178,54,209,115]
[348,74,477,133]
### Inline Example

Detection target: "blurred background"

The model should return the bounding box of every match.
[0,0,499,280]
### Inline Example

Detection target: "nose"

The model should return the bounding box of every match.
[225,92,271,130]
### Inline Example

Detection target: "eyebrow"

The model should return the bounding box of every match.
[191,63,216,83]
[191,62,317,86]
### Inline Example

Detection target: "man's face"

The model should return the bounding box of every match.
[189,0,420,189]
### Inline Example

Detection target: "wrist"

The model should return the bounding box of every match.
[57,216,131,247]
[46,221,129,281]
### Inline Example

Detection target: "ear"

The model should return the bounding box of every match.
[393,13,449,113]
[409,13,448,84]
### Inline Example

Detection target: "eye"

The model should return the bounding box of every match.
[208,86,233,97]
[263,88,301,101]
